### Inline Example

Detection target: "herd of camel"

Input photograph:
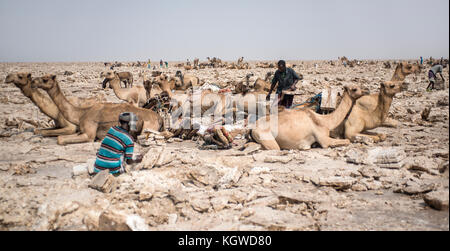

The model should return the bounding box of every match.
[4,60,422,151]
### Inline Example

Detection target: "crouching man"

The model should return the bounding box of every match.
[94,112,143,175]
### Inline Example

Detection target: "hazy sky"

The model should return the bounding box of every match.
[0,0,448,62]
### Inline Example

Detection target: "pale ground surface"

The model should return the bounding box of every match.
[0,60,448,231]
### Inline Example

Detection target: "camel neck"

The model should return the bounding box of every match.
[374,90,393,122]
[46,82,84,125]
[318,92,353,131]
[108,78,127,99]
[391,65,406,81]
[17,83,60,120]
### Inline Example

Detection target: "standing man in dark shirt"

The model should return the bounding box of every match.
[266,60,302,108]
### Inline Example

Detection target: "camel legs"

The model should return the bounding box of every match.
[251,129,280,150]
[57,133,92,145]
[315,127,350,148]
[316,134,351,148]
[382,117,398,128]
[56,122,98,145]
[35,125,77,137]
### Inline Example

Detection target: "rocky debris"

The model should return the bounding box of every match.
[0,163,9,171]
[249,166,270,175]
[439,161,449,173]
[63,71,74,76]
[394,180,436,195]
[241,143,261,155]
[88,170,117,193]
[191,198,211,213]
[421,107,431,121]
[437,97,449,107]
[136,147,166,170]
[318,177,357,191]
[217,167,243,188]
[98,210,148,231]
[12,163,36,175]
[351,183,368,192]
[368,147,406,169]
[352,135,374,145]
[405,156,440,175]
[211,197,229,212]
[243,206,318,230]
[358,166,384,179]
[59,202,80,217]
[72,164,88,177]
[423,190,449,211]
[264,155,293,164]
[188,165,220,187]
[346,149,369,165]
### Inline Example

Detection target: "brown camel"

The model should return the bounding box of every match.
[102,71,147,107]
[101,71,133,88]
[344,81,408,143]
[174,71,200,90]
[234,73,254,94]
[31,75,163,145]
[390,62,421,81]
[116,72,133,88]
[253,72,274,92]
[4,72,100,137]
[193,58,199,68]
[251,84,365,150]
[331,61,421,138]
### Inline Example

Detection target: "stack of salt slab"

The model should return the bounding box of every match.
[368,147,406,169]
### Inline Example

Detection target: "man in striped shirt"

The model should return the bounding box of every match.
[94,112,143,175]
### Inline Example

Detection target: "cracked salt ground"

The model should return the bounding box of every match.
[0,61,448,230]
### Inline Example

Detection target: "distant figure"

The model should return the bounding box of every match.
[160,60,163,68]
[266,60,302,108]
[427,64,446,91]
[187,59,191,66]
[147,59,151,69]
[420,56,423,65]
[165,61,168,68]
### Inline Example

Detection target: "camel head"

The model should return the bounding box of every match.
[380,81,408,97]
[4,72,32,87]
[152,74,173,92]
[343,84,365,101]
[398,62,421,76]
[102,71,119,89]
[31,74,57,91]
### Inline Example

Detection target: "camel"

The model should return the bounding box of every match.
[174,71,200,90]
[253,72,274,92]
[4,72,100,137]
[117,72,133,88]
[329,62,420,138]
[251,84,365,150]
[390,62,421,81]
[234,73,254,94]
[102,71,147,107]
[344,81,408,143]
[101,71,133,88]
[193,58,199,68]
[382,61,421,127]
[31,75,163,145]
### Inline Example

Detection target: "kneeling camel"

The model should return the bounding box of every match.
[32,75,163,145]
